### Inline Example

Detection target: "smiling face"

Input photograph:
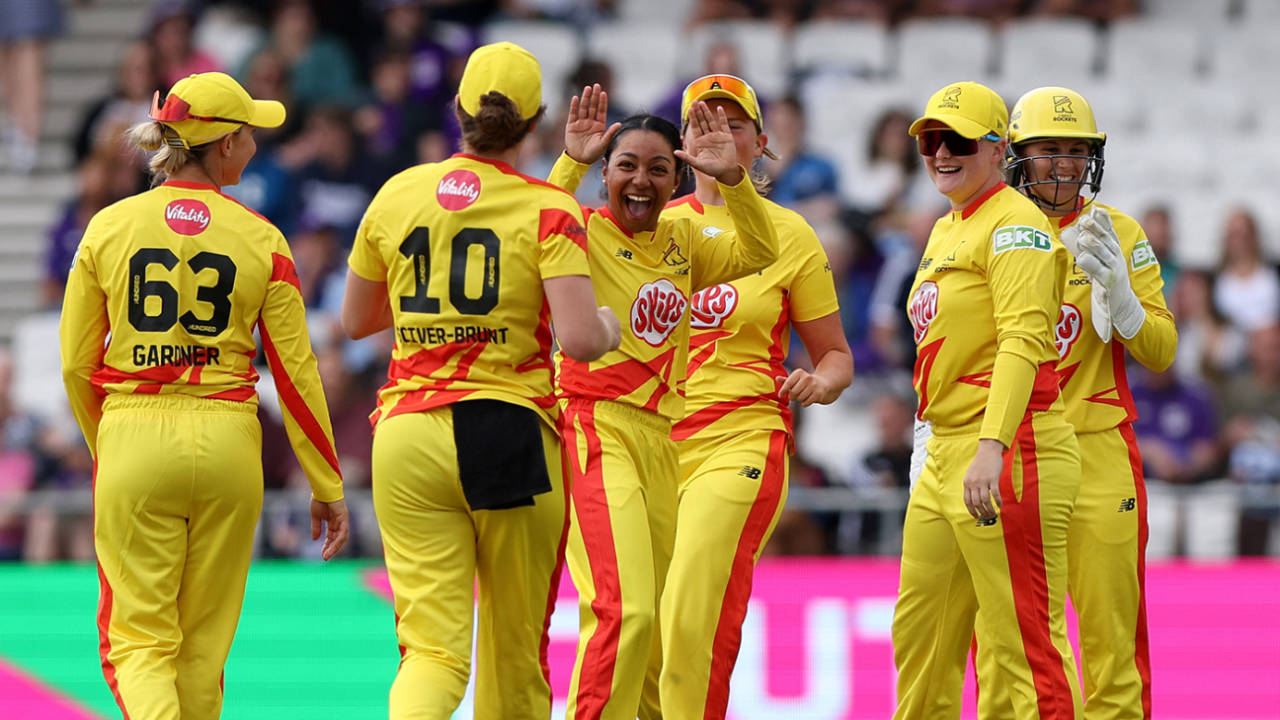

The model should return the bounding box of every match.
[1018,137,1093,214]
[602,129,679,234]
[918,119,1006,210]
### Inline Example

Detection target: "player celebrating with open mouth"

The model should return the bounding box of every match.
[546,84,778,720]
[892,81,1083,719]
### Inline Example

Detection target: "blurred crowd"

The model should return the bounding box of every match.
[1,0,1276,562]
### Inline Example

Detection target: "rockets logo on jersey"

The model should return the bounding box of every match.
[164,199,211,235]
[632,278,688,346]
[437,169,481,211]
[689,282,738,329]
[1055,303,1083,358]
[909,281,938,344]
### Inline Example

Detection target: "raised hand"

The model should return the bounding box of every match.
[674,100,744,186]
[564,83,621,165]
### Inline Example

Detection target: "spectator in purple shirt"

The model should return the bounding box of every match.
[1130,364,1222,485]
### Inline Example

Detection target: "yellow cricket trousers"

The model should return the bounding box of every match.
[94,393,263,720]
[979,423,1151,719]
[561,398,676,720]
[893,412,1083,720]
[661,429,789,720]
[373,407,568,720]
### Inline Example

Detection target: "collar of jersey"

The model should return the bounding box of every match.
[958,181,1006,220]
[667,193,703,214]
[452,152,516,174]
[1057,196,1086,228]
[598,205,659,242]
[162,180,219,192]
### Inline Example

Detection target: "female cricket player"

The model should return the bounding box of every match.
[974,85,1176,720]
[341,42,620,720]
[59,71,349,720]
[659,73,853,720]
[545,86,778,720]
[891,80,1084,719]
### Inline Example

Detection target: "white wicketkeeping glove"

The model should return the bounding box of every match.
[909,416,932,492]
[1062,206,1146,341]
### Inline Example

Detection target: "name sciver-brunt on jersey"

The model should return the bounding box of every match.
[396,324,510,346]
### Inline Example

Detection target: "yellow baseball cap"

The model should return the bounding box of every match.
[679,73,776,159]
[149,72,285,149]
[458,41,542,120]
[908,81,1008,139]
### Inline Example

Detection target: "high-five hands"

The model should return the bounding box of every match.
[564,83,621,165]
[674,101,745,186]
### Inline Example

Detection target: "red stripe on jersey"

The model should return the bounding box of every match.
[665,193,705,214]
[960,182,1006,220]
[999,417,1075,718]
[269,252,302,293]
[561,401,623,718]
[91,363,187,390]
[539,207,589,253]
[703,430,788,719]
[1109,341,1138,423]
[672,397,756,441]
[393,612,406,661]
[205,386,256,402]
[1119,422,1153,718]
[1028,362,1061,412]
[595,206,635,238]
[379,341,487,420]
[258,323,342,476]
[1056,361,1080,390]
[686,329,732,378]
[558,347,678,413]
[912,338,945,420]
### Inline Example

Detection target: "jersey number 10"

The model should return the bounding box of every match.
[397,226,500,316]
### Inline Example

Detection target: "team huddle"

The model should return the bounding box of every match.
[57,36,1169,720]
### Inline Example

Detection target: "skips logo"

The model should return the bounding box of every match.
[1055,303,1083,358]
[689,283,738,329]
[908,281,938,344]
[632,278,688,346]
[164,199,211,235]
[437,169,481,211]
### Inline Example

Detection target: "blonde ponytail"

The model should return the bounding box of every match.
[126,120,200,184]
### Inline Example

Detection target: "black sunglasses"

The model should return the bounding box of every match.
[917,129,1001,157]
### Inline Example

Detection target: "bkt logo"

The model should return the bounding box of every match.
[689,283,738,329]
[992,225,1052,254]
[631,279,688,347]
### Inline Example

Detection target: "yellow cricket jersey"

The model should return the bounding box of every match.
[907,183,1069,447]
[1051,201,1177,434]
[663,194,840,441]
[348,153,591,429]
[547,153,778,421]
[59,180,343,502]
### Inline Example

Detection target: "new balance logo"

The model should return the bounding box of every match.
[615,248,633,260]
[1118,497,1136,512]
[975,517,998,527]
[738,466,762,480]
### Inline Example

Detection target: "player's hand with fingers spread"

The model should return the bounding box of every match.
[777,368,839,407]
[310,497,350,561]
[564,83,621,165]
[675,101,744,186]
[962,439,1005,521]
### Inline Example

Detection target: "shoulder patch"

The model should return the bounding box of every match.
[992,225,1052,254]
[1130,239,1158,271]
